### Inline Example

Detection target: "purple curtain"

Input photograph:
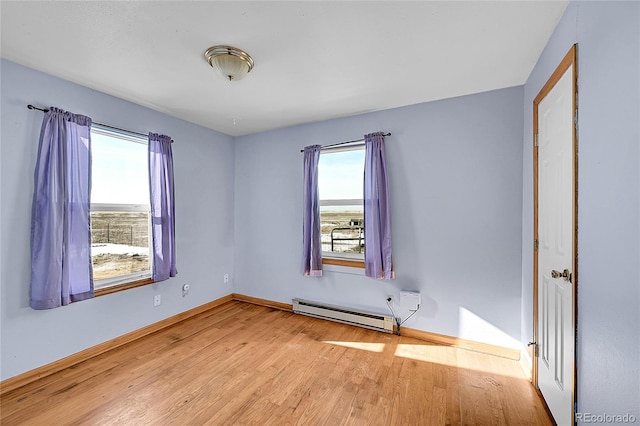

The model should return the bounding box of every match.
[30,107,94,309]
[148,133,177,281]
[302,145,322,276]
[364,132,394,279]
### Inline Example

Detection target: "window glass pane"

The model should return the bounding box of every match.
[318,147,365,258]
[91,210,150,281]
[320,205,364,254]
[90,130,151,286]
[318,149,364,200]
[91,132,148,205]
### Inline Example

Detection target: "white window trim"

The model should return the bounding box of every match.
[319,144,365,261]
[93,270,152,290]
[323,251,364,261]
[92,125,147,145]
[319,199,363,207]
[322,141,364,153]
[90,125,153,289]
[91,203,150,212]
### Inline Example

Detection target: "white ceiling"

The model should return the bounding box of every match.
[1,1,568,137]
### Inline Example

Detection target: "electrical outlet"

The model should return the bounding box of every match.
[153,294,161,307]
[182,284,190,297]
[386,296,393,303]
[223,273,229,284]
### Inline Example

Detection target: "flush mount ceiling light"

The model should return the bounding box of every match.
[204,45,254,81]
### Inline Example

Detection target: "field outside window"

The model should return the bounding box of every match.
[90,127,152,289]
[318,145,365,261]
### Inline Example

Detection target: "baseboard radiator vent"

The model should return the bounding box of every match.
[292,298,394,334]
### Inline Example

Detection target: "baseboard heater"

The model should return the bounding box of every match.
[292,298,394,334]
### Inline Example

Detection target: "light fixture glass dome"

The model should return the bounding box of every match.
[204,46,254,81]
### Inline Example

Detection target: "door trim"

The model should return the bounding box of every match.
[532,43,578,423]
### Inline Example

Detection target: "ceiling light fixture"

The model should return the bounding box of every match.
[204,45,254,81]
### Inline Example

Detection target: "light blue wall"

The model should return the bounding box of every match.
[522,1,640,419]
[0,59,236,380]
[234,87,525,350]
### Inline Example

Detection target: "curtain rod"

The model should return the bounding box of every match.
[299,132,391,152]
[27,104,172,142]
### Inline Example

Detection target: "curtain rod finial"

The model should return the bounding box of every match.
[27,104,49,113]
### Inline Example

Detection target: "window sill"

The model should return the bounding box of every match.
[94,277,155,297]
[322,257,364,269]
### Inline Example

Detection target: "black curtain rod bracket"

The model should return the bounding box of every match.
[27,104,172,142]
[299,132,391,152]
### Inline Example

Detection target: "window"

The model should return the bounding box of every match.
[318,144,365,266]
[90,127,152,291]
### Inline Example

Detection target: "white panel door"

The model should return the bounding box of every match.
[537,64,575,426]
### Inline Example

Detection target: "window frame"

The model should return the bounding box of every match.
[90,126,155,296]
[318,143,366,269]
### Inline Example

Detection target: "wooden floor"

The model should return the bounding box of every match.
[1,301,552,425]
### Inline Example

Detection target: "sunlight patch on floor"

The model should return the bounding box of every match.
[323,341,386,352]
[394,343,525,379]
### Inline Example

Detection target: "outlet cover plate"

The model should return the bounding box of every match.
[400,290,421,310]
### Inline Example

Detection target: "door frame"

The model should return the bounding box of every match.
[532,44,578,423]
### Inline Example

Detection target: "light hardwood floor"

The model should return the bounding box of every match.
[1,301,552,425]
